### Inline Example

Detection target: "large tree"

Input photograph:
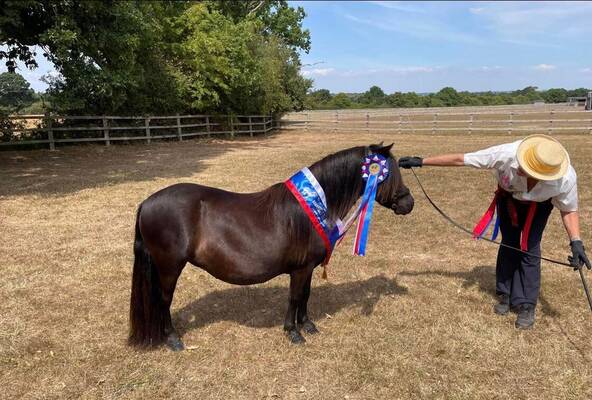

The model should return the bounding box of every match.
[0,72,35,112]
[0,0,311,115]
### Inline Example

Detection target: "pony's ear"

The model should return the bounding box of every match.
[376,143,394,156]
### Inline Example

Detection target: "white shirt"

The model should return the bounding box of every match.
[464,140,578,212]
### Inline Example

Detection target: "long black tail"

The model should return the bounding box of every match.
[128,206,166,347]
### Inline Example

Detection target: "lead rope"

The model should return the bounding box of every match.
[410,168,592,312]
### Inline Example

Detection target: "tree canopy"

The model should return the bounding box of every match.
[0,0,311,115]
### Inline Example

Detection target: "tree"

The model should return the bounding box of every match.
[331,93,352,108]
[0,72,35,111]
[435,87,461,106]
[0,1,311,115]
[359,85,386,106]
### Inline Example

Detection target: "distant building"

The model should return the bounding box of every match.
[532,100,545,106]
[568,97,587,107]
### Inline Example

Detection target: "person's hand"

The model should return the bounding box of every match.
[569,240,592,270]
[398,156,423,169]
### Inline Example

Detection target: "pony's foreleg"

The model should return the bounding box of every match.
[297,271,319,335]
[284,269,310,344]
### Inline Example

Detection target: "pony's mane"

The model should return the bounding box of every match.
[308,145,368,221]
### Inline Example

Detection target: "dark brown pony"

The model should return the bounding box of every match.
[129,143,414,350]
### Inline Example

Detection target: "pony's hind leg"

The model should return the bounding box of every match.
[156,259,186,351]
[284,268,312,344]
[297,272,319,335]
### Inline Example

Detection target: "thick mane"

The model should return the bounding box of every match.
[308,145,368,222]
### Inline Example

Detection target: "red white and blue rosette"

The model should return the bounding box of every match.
[353,154,389,256]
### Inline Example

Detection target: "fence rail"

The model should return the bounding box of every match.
[1,114,275,150]
[280,108,592,135]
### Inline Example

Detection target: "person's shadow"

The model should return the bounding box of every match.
[398,265,560,317]
[174,274,408,335]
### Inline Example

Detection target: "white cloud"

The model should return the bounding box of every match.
[533,64,557,71]
[469,2,592,41]
[339,66,437,78]
[368,1,426,13]
[344,14,482,44]
[301,68,335,77]
[580,68,592,73]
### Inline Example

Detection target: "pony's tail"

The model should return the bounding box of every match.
[128,206,166,347]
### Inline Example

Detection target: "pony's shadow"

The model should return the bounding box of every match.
[398,265,560,317]
[174,274,407,334]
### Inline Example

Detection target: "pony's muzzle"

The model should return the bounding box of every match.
[393,193,414,215]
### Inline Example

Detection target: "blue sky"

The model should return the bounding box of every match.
[296,1,592,93]
[3,1,592,94]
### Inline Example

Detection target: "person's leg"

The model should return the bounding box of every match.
[512,200,553,329]
[495,197,522,314]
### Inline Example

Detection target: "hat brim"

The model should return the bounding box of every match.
[516,134,569,181]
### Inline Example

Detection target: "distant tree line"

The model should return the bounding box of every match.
[0,1,312,116]
[305,86,591,110]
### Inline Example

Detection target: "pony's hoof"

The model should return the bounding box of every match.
[287,329,306,344]
[300,320,319,335]
[165,333,185,352]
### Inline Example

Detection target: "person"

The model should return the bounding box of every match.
[399,134,591,329]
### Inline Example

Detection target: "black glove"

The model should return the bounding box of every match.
[569,240,592,270]
[398,156,423,169]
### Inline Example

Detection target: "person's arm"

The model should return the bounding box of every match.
[423,153,465,167]
[561,210,581,241]
[398,153,465,168]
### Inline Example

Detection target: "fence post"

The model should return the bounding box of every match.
[508,112,513,135]
[205,115,211,138]
[145,117,151,144]
[398,114,402,134]
[305,112,309,132]
[176,114,182,141]
[249,116,253,137]
[102,116,110,146]
[230,115,235,139]
[432,113,438,134]
[45,112,55,151]
[334,110,338,132]
[469,114,473,135]
[548,111,554,135]
[366,112,370,133]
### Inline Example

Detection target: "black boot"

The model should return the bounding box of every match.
[515,304,536,329]
[494,294,510,315]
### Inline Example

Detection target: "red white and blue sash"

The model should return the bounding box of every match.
[285,167,337,265]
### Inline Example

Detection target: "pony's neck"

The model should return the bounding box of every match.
[309,146,366,222]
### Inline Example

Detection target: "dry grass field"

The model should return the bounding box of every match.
[1,128,592,399]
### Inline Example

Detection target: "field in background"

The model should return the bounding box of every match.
[1,128,592,399]
[282,104,592,135]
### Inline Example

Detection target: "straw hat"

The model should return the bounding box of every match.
[516,134,570,181]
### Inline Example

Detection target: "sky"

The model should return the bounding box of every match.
[3,1,592,94]
[296,1,592,93]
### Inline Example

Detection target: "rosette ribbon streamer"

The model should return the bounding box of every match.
[353,154,389,256]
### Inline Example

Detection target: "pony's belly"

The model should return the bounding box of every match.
[189,260,283,285]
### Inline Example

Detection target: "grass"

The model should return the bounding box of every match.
[1,128,591,399]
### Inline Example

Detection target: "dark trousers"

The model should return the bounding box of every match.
[495,197,553,306]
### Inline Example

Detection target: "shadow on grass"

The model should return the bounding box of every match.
[0,134,278,197]
[398,265,560,317]
[174,274,407,334]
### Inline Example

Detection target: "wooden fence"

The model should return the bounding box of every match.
[280,107,592,135]
[1,114,275,150]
